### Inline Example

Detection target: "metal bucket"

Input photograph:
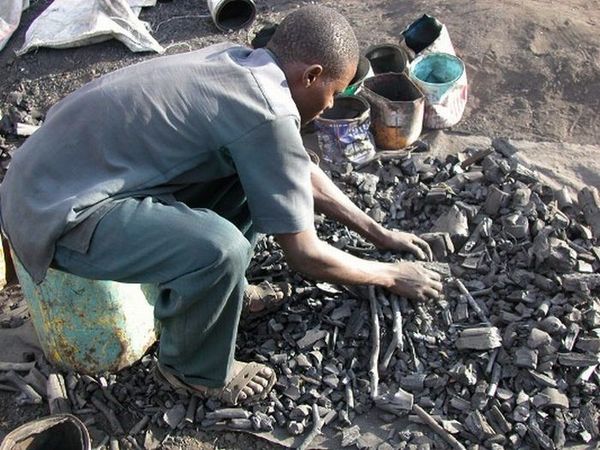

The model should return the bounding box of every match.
[365,44,408,75]
[0,415,91,450]
[14,257,159,374]
[314,95,376,165]
[360,73,425,150]
[207,0,256,32]
[409,52,468,129]
[342,55,374,96]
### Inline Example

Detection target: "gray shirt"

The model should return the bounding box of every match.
[0,44,314,283]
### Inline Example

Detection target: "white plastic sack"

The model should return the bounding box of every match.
[0,0,29,51]
[16,0,163,56]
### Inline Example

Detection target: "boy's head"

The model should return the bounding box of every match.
[267,6,359,124]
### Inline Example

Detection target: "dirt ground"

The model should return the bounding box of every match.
[0,0,599,447]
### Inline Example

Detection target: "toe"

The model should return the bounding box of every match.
[246,380,263,394]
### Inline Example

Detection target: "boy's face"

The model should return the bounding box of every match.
[288,61,356,125]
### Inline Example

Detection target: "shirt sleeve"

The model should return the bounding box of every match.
[226,115,314,234]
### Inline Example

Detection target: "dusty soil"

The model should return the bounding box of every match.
[0,0,599,448]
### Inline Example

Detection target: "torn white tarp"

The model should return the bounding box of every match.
[16,0,163,56]
[0,0,29,51]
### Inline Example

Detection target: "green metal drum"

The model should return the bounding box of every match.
[14,258,158,374]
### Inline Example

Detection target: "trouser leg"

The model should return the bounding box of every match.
[54,193,253,387]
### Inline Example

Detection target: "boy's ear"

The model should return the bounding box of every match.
[302,64,324,87]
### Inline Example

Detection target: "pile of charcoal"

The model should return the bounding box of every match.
[1,138,600,450]
[0,88,44,181]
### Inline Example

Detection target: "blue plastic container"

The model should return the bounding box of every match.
[14,258,158,374]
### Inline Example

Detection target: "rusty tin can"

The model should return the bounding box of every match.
[360,73,425,150]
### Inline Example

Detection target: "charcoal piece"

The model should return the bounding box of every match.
[471,380,489,410]
[341,425,361,447]
[527,328,552,349]
[557,352,600,367]
[454,300,469,322]
[448,361,477,386]
[455,327,502,350]
[562,273,600,295]
[562,323,580,351]
[296,354,311,368]
[553,412,566,449]
[460,218,492,255]
[464,410,495,440]
[484,186,510,216]
[580,403,600,439]
[205,408,251,421]
[502,212,530,239]
[289,404,311,421]
[229,418,253,430]
[323,374,339,389]
[287,420,305,436]
[495,388,514,402]
[492,137,518,157]
[345,308,365,338]
[268,319,284,333]
[575,337,600,353]
[537,316,567,336]
[375,388,414,414]
[283,385,302,401]
[578,187,600,239]
[547,238,578,273]
[511,162,539,184]
[163,404,186,429]
[539,387,569,409]
[400,373,426,391]
[420,232,455,260]
[527,416,555,450]
[514,347,538,369]
[527,370,558,388]
[512,186,532,208]
[461,148,494,169]
[297,328,328,349]
[449,395,471,413]
[431,205,469,246]
[482,156,504,184]
[513,404,530,423]
[425,187,450,203]
[486,405,512,434]
[533,274,559,293]
[331,304,353,321]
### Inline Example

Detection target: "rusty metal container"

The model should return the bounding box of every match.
[360,73,425,150]
[365,44,408,75]
[207,0,256,32]
[0,414,90,450]
[14,258,158,374]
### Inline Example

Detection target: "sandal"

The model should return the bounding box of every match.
[155,360,277,406]
[243,281,292,317]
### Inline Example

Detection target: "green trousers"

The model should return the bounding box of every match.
[53,177,258,388]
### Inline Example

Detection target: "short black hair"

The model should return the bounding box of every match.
[267,6,359,79]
